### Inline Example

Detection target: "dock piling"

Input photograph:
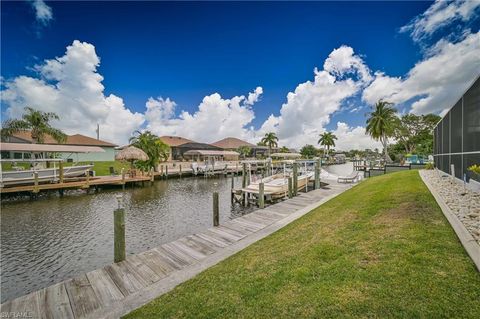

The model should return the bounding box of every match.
[59,161,64,184]
[114,204,126,263]
[288,177,293,198]
[179,164,182,178]
[121,168,126,191]
[85,169,90,188]
[258,182,265,209]
[230,173,235,203]
[165,166,169,179]
[315,158,320,190]
[150,167,154,185]
[33,172,39,194]
[242,163,247,188]
[213,191,219,226]
[292,162,298,196]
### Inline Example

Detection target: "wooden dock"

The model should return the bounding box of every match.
[0,175,152,194]
[0,181,353,319]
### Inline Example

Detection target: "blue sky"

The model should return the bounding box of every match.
[1,1,479,149]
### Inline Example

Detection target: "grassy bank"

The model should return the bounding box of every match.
[72,161,130,176]
[125,170,480,318]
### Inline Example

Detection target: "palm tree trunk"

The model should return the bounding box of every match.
[383,136,393,163]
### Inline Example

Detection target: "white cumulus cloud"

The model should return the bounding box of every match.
[144,88,263,143]
[362,32,480,115]
[257,45,375,149]
[332,122,381,152]
[29,0,53,25]
[400,0,480,43]
[1,40,145,145]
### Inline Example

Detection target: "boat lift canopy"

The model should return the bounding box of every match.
[0,143,105,153]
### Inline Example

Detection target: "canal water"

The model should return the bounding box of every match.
[0,175,253,302]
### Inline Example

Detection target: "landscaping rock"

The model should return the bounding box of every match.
[422,170,480,245]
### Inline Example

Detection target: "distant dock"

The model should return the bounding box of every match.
[0,163,246,197]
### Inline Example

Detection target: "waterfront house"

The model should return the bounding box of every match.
[2,131,117,162]
[159,136,239,161]
[211,137,276,158]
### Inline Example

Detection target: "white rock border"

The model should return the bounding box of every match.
[420,170,480,272]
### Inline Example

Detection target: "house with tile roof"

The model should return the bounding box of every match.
[2,131,118,162]
[211,137,277,158]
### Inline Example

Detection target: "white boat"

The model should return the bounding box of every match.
[191,162,228,175]
[1,165,93,187]
[243,172,314,197]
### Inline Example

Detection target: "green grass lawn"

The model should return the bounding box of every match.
[72,161,130,176]
[125,170,480,318]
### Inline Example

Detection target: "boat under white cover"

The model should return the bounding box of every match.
[1,165,93,187]
[191,162,228,174]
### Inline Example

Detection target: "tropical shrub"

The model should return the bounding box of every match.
[425,162,434,170]
[129,131,170,171]
[468,164,480,175]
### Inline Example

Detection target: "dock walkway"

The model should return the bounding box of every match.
[0,175,152,194]
[0,181,353,319]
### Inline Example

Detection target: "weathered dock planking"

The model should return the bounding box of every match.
[0,175,151,194]
[0,181,352,319]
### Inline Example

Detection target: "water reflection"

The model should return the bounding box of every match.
[0,175,252,302]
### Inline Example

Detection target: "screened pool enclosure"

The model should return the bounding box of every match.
[433,76,480,182]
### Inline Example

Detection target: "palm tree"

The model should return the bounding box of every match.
[1,107,66,144]
[318,132,337,157]
[129,130,170,171]
[261,132,278,156]
[365,100,397,162]
[236,145,251,159]
[279,146,290,153]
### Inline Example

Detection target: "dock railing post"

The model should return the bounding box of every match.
[179,164,182,178]
[288,177,293,198]
[150,167,154,185]
[259,182,265,209]
[59,161,64,184]
[165,165,168,179]
[114,196,126,263]
[315,158,320,190]
[121,168,126,191]
[213,191,219,226]
[293,162,298,196]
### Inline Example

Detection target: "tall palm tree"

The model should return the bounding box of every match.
[129,130,170,171]
[261,132,278,156]
[318,132,337,157]
[365,100,397,162]
[1,107,66,144]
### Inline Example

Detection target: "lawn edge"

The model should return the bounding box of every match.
[96,185,355,319]
[419,170,480,272]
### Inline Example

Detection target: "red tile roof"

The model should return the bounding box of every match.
[10,131,117,147]
[211,137,255,149]
[159,136,195,147]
